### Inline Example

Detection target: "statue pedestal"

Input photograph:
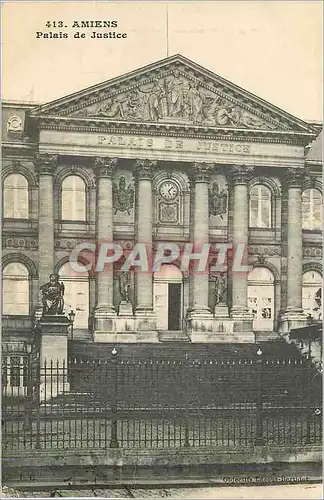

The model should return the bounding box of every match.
[215,303,229,318]
[38,314,70,401]
[118,300,133,316]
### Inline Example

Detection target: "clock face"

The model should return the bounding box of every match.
[159,181,178,201]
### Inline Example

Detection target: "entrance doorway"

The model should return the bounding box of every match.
[154,265,183,331]
[248,267,275,331]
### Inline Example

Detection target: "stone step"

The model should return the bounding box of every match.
[158,330,190,342]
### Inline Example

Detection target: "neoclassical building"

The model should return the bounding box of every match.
[2,54,323,347]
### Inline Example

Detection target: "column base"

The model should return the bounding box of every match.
[134,307,158,333]
[230,307,254,335]
[186,314,255,343]
[93,306,117,335]
[279,309,307,334]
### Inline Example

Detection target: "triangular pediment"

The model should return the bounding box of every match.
[29,54,316,134]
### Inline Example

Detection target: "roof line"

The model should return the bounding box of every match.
[23,53,318,132]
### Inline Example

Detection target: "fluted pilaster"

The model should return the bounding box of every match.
[34,153,57,307]
[93,157,117,316]
[187,162,213,317]
[229,165,254,319]
[134,159,156,315]
[285,168,304,313]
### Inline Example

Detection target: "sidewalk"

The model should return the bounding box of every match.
[2,483,323,499]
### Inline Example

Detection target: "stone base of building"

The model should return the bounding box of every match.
[186,312,255,343]
[93,331,159,343]
[190,331,255,343]
[93,308,159,343]
[92,307,256,344]
[279,310,308,334]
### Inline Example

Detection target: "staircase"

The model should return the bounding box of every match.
[70,338,306,361]
[48,339,322,413]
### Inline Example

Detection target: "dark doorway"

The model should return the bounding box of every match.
[168,283,182,330]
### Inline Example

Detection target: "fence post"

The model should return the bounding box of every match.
[255,347,264,446]
[184,359,190,447]
[109,347,119,448]
[23,357,33,435]
[35,360,41,449]
[305,361,313,445]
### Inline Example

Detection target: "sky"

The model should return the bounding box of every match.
[2,1,323,122]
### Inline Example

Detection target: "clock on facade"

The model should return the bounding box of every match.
[159,181,178,201]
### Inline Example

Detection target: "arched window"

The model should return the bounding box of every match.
[302,189,322,230]
[3,174,28,219]
[249,185,272,228]
[302,270,322,320]
[2,262,29,315]
[61,175,86,221]
[58,262,89,329]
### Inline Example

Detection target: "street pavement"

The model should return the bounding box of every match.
[2,483,323,498]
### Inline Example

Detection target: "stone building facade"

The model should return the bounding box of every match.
[2,55,323,347]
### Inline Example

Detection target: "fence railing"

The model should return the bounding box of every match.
[2,354,322,451]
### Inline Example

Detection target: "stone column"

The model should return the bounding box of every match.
[34,153,57,316]
[229,165,254,322]
[281,168,306,330]
[134,159,157,333]
[187,162,212,318]
[93,157,117,333]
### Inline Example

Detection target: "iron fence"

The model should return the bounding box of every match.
[2,352,322,451]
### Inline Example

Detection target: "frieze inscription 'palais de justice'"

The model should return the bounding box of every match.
[1,54,323,356]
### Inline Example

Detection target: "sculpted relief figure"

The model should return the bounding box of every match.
[113,176,134,215]
[41,274,65,315]
[77,69,279,130]
[187,81,204,123]
[167,70,185,117]
[94,92,141,120]
[139,78,167,121]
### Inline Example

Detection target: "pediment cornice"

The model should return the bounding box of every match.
[28,54,318,142]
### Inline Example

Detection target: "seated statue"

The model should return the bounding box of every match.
[41,274,65,315]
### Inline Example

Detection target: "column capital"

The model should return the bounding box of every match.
[189,162,214,183]
[228,165,254,185]
[134,159,157,180]
[285,167,305,188]
[93,157,118,178]
[33,153,58,175]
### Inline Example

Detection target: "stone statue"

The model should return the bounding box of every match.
[215,275,227,305]
[119,271,131,303]
[41,274,65,315]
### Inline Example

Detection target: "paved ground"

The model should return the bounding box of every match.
[2,483,323,498]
